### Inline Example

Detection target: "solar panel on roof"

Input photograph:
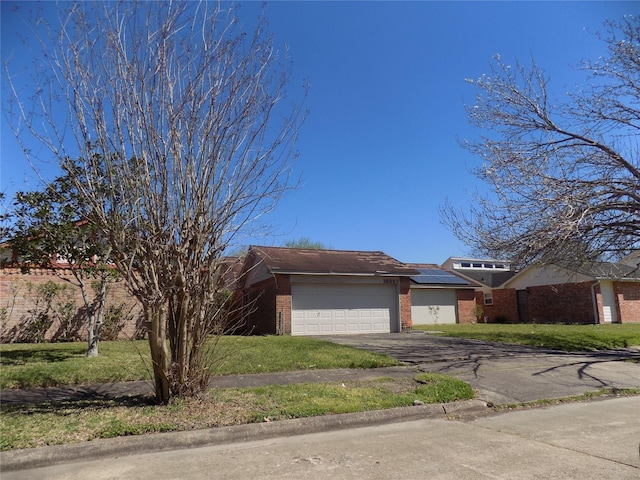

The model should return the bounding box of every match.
[411,268,470,285]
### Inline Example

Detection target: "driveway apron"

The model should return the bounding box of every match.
[317,332,640,404]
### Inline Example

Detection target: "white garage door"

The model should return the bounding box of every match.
[411,289,458,325]
[291,283,397,336]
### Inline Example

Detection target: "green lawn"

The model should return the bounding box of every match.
[1,373,475,450]
[412,323,640,352]
[0,336,401,389]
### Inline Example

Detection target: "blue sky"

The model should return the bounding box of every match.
[1,1,637,264]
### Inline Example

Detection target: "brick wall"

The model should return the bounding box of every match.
[615,282,640,323]
[527,281,595,324]
[477,280,640,324]
[456,289,477,324]
[1,268,144,342]
[476,289,519,323]
[241,277,277,335]
[399,277,412,331]
[274,274,292,334]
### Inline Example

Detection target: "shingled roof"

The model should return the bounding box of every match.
[248,246,419,276]
[575,261,640,280]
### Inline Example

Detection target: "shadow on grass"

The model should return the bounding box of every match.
[1,394,156,415]
[0,346,86,366]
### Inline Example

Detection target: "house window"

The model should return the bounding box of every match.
[483,292,493,305]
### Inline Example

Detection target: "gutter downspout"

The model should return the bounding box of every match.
[590,281,600,325]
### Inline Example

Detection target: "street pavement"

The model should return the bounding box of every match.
[3,396,639,479]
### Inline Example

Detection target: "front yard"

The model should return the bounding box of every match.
[0,336,475,450]
[3,324,639,451]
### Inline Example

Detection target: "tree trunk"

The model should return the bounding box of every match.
[147,305,171,404]
[87,278,108,357]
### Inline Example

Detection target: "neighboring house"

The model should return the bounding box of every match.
[406,264,479,325]
[441,257,518,322]
[237,246,419,336]
[443,255,640,324]
[441,257,517,290]
[502,260,640,324]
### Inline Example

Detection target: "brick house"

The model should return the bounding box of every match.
[443,254,640,324]
[237,246,420,335]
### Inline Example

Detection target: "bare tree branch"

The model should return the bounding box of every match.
[443,15,640,268]
[6,1,306,403]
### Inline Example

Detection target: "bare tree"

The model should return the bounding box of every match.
[6,1,305,403]
[443,15,640,267]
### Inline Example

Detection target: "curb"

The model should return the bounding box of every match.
[0,399,487,472]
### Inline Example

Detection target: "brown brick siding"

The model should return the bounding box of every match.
[456,289,477,324]
[475,289,519,323]
[399,277,412,331]
[526,281,595,324]
[1,268,144,342]
[614,282,640,323]
[274,275,292,334]
[474,281,640,324]
[241,277,277,335]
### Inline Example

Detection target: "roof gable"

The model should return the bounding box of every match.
[502,260,640,289]
[455,269,517,288]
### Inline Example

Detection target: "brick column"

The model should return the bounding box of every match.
[399,277,412,331]
[274,274,292,334]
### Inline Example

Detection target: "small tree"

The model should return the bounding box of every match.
[443,16,640,267]
[6,2,305,403]
[11,171,116,356]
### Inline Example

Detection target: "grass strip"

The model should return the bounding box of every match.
[0,373,473,451]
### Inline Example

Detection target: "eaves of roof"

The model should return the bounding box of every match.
[564,260,640,281]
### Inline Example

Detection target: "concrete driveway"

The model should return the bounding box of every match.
[317,332,640,404]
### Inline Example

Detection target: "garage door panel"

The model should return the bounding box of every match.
[291,284,396,336]
[411,289,458,325]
